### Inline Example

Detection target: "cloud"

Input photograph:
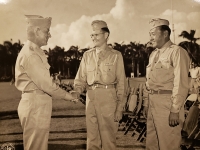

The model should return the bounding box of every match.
[47,15,93,50]
[45,0,200,50]
[110,0,135,19]
[47,0,147,50]
[162,9,187,22]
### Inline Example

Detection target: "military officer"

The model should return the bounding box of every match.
[143,18,190,150]
[15,15,78,150]
[73,20,126,150]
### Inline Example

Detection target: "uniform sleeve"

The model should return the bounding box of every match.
[74,53,87,94]
[115,53,126,111]
[171,48,190,113]
[144,52,154,106]
[26,54,73,100]
[143,83,149,107]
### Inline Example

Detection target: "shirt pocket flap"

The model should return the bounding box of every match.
[104,62,114,66]
[103,63,114,72]
[160,59,172,69]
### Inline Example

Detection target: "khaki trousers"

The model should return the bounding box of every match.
[18,92,52,150]
[146,94,185,150]
[86,88,118,150]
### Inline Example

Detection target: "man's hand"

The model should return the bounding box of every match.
[70,90,80,99]
[114,110,122,122]
[69,91,80,103]
[70,98,79,103]
[169,112,179,127]
[143,106,148,119]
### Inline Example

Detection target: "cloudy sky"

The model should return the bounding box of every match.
[1,0,200,50]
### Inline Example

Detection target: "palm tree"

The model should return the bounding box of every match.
[53,46,65,75]
[10,40,23,84]
[0,44,6,81]
[135,43,148,77]
[3,41,13,81]
[179,41,200,65]
[66,46,81,78]
[179,30,200,43]
[179,30,200,65]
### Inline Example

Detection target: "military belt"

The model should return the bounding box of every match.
[149,89,172,95]
[88,84,115,90]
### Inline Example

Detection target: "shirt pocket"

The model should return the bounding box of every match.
[159,59,172,69]
[102,63,115,83]
[87,65,95,84]
[154,59,173,82]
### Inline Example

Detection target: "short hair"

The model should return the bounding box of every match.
[159,25,171,36]
[101,27,110,38]
[101,27,110,34]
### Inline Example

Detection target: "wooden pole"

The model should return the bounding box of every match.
[171,0,175,43]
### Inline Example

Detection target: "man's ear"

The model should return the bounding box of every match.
[34,27,40,37]
[104,32,109,40]
[164,30,168,38]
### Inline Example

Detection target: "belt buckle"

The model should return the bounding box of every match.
[92,84,97,90]
[149,90,153,94]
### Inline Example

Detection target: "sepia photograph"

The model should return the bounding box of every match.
[0,0,200,150]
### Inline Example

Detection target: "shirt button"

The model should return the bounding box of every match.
[155,62,156,63]
[151,69,153,71]
[149,78,150,79]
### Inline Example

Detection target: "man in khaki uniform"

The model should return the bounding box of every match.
[15,15,78,150]
[73,20,126,150]
[143,18,190,150]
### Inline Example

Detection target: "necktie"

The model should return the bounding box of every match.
[154,50,160,63]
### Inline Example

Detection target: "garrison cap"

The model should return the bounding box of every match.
[25,15,52,28]
[91,20,108,31]
[149,18,169,30]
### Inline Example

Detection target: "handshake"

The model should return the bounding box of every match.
[69,90,86,104]
[59,83,86,105]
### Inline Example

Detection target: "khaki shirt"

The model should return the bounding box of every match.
[15,40,68,99]
[74,46,126,111]
[146,40,190,113]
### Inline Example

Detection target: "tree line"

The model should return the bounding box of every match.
[0,30,199,83]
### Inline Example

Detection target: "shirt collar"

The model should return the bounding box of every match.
[95,45,111,55]
[156,40,173,53]
[27,40,46,57]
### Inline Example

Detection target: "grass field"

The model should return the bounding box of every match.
[0,81,145,150]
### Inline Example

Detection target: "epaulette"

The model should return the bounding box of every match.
[110,48,118,53]
[85,48,96,53]
[110,49,121,55]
